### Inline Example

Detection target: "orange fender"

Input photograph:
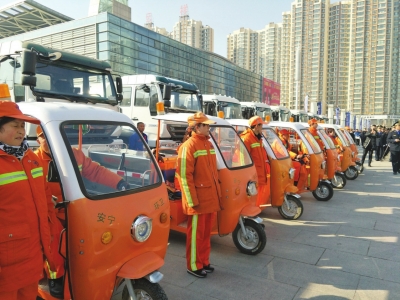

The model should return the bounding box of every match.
[240,203,262,217]
[117,252,164,280]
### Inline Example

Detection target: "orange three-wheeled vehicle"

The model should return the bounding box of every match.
[228,119,303,220]
[153,113,267,255]
[20,102,170,300]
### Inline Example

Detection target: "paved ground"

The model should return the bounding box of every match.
[157,150,400,300]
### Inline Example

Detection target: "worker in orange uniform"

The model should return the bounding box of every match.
[240,116,270,206]
[278,129,305,186]
[0,101,56,300]
[176,112,222,278]
[308,118,325,151]
[35,126,129,298]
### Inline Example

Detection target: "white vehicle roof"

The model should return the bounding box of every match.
[270,105,290,112]
[122,74,159,85]
[240,102,271,108]
[318,123,343,129]
[290,110,308,115]
[227,119,271,129]
[153,113,232,126]
[268,121,308,130]
[18,102,131,124]
[202,94,240,104]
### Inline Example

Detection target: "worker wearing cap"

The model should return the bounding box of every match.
[308,118,324,151]
[278,129,303,184]
[176,112,222,278]
[387,122,400,175]
[35,125,129,297]
[240,116,270,206]
[0,100,56,299]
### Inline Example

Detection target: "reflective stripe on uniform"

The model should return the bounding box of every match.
[31,167,43,179]
[251,142,261,148]
[46,261,57,279]
[194,150,208,158]
[210,149,216,155]
[190,215,199,271]
[180,147,194,207]
[78,164,82,172]
[0,171,28,185]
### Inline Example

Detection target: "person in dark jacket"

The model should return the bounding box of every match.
[375,126,386,161]
[361,128,377,167]
[387,123,400,175]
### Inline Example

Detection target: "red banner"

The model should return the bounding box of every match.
[262,78,280,105]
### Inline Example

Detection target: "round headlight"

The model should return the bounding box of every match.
[131,215,152,242]
[247,181,258,196]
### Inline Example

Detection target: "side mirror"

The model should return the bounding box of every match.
[21,50,37,75]
[163,85,171,100]
[115,76,123,94]
[198,94,203,110]
[164,99,171,108]
[47,160,60,182]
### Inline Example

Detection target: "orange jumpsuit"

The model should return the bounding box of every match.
[35,147,123,280]
[241,129,269,206]
[309,127,325,151]
[176,132,222,272]
[0,149,55,296]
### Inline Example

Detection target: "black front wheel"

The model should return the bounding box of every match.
[278,196,304,220]
[331,173,347,189]
[312,181,334,201]
[232,219,266,255]
[122,279,168,300]
[345,166,359,180]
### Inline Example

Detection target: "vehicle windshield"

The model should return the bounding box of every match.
[335,129,349,147]
[217,101,242,119]
[255,107,271,119]
[170,90,201,112]
[61,122,161,199]
[300,114,309,123]
[210,126,253,169]
[28,61,117,103]
[300,129,322,154]
[280,110,291,122]
[262,128,289,159]
[342,130,354,145]
[318,129,336,149]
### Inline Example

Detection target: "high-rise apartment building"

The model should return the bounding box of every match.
[327,1,351,110]
[346,0,400,115]
[280,12,292,107]
[227,28,259,73]
[258,23,282,83]
[170,14,214,52]
[88,0,131,21]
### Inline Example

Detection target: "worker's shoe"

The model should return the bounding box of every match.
[49,277,64,299]
[187,269,207,278]
[203,264,214,273]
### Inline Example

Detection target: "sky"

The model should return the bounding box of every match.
[0,0,293,57]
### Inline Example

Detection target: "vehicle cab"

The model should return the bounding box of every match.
[18,102,169,300]
[241,102,272,121]
[202,94,242,119]
[270,105,291,122]
[290,110,310,123]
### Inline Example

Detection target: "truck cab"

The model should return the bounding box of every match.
[270,105,291,121]
[290,110,310,123]
[202,94,242,119]
[120,75,202,147]
[240,102,272,120]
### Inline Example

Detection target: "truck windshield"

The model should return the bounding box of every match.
[210,126,253,169]
[300,114,309,123]
[280,110,290,122]
[61,121,161,199]
[30,62,117,103]
[170,90,200,112]
[217,101,242,119]
[255,107,271,119]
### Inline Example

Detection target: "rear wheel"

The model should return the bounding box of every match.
[331,173,347,189]
[312,181,334,201]
[278,196,303,220]
[232,219,266,255]
[344,166,359,180]
[122,279,168,300]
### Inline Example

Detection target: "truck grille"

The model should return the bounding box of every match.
[166,124,188,142]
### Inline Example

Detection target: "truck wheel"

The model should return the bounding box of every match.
[344,166,359,180]
[312,181,334,201]
[278,196,303,220]
[331,173,347,189]
[122,279,168,300]
[232,219,266,255]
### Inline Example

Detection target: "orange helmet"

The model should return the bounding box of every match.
[248,116,264,127]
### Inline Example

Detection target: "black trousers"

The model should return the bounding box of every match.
[375,146,384,160]
[361,147,374,165]
[390,151,400,173]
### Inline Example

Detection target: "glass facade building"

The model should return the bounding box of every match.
[0,12,262,102]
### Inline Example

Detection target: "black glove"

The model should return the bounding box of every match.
[117,180,130,191]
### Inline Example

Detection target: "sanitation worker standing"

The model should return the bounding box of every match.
[240,116,269,206]
[176,112,222,278]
